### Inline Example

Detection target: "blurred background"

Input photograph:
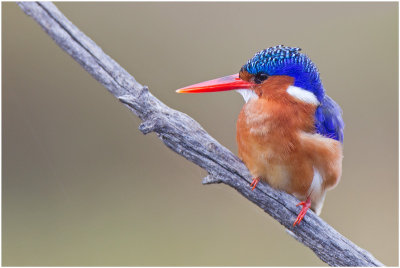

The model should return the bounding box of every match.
[3,2,398,266]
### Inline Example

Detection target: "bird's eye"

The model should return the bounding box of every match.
[254,73,269,84]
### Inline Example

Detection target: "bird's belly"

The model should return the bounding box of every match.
[236,103,315,197]
[238,139,313,196]
[256,157,292,190]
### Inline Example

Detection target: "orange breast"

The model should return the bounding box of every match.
[236,76,341,198]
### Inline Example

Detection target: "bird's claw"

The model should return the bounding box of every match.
[250,177,260,191]
[293,198,311,227]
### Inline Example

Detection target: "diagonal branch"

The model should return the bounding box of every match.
[17,2,383,266]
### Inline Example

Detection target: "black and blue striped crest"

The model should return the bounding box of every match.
[242,45,323,102]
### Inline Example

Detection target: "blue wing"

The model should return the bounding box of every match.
[314,95,344,143]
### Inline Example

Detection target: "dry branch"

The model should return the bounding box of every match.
[17,2,384,266]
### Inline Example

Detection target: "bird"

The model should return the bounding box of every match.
[176,45,344,226]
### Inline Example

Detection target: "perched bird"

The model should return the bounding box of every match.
[176,45,344,226]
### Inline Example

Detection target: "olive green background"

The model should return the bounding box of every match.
[3,2,398,266]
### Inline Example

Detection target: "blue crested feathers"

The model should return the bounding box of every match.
[242,45,324,103]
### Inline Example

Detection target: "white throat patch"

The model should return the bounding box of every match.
[286,86,319,105]
[236,89,258,103]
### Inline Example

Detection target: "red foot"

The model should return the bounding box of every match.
[293,197,311,227]
[250,177,260,191]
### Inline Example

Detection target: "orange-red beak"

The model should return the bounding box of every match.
[176,74,254,93]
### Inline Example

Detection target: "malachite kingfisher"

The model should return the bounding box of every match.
[176,45,344,226]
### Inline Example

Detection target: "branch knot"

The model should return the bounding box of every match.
[202,175,223,185]
[139,115,164,134]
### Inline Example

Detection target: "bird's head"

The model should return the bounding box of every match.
[177,45,324,106]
